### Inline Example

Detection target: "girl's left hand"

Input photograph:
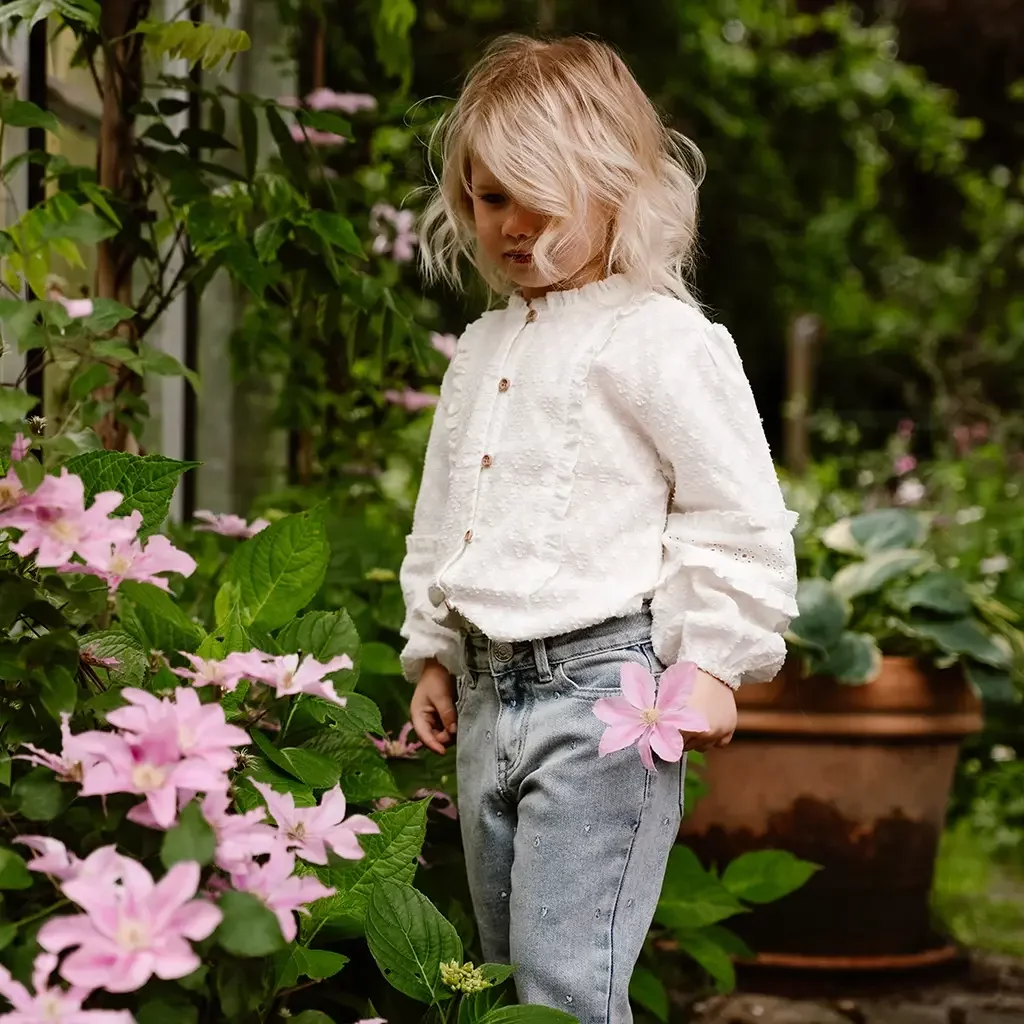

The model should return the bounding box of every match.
[680,669,737,752]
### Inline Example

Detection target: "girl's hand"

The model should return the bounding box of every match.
[680,669,737,752]
[411,659,458,755]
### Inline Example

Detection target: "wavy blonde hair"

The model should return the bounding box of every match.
[418,34,705,302]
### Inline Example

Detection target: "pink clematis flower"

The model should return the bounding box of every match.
[172,650,267,691]
[430,333,457,360]
[15,836,81,881]
[200,791,281,871]
[17,713,104,784]
[252,781,378,865]
[289,124,346,146]
[0,470,135,568]
[383,388,438,412]
[371,722,421,759]
[0,465,24,513]
[229,849,334,942]
[593,662,709,773]
[305,88,376,114]
[106,687,248,774]
[245,653,352,707]
[79,729,231,830]
[0,952,134,1023]
[58,510,196,592]
[39,860,222,994]
[414,789,458,820]
[370,203,418,263]
[893,454,917,476]
[193,510,269,539]
[10,432,30,462]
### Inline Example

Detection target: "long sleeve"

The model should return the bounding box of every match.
[610,300,798,687]
[398,369,462,684]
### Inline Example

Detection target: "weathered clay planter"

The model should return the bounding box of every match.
[680,656,983,968]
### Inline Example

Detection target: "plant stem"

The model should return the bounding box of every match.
[11,898,70,929]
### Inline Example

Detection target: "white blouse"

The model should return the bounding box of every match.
[399,275,799,689]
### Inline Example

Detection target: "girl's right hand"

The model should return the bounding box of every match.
[411,659,458,754]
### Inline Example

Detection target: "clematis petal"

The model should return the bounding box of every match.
[660,708,711,735]
[592,695,642,728]
[649,723,685,765]
[636,732,657,773]
[37,914,99,953]
[619,661,656,711]
[656,661,698,710]
[597,719,648,758]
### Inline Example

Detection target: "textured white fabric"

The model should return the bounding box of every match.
[399,275,799,688]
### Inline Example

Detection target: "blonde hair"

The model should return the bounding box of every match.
[418,34,705,302]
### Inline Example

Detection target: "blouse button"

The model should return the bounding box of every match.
[526,308,538,323]
[498,377,510,393]
[481,454,493,468]
[463,529,474,543]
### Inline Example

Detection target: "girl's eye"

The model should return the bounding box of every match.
[479,193,505,206]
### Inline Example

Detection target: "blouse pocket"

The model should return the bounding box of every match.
[554,642,656,698]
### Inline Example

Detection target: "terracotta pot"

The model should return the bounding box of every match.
[680,656,983,966]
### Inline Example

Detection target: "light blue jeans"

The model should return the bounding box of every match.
[456,608,685,1023]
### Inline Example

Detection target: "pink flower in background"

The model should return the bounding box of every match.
[0,470,134,568]
[594,661,709,772]
[173,650,266,691]
[80,646,121,670]
[897,419,915,440]
[0,952,134,1023]
[79,729,230,829]
[0,465,24,512]
[414,789,457,820]
[430,333,457,360]
[15,836,82,881]
[289,124,346,147]
[252,781,378,864]
[305,88,376,114]
[106,687,248,774]
[371,722,421,759]
[10,432,29,462]
[200,791,280,871]
[17,713,104,783]
[370,203,417,263]
[193,510,269,538]
[229,848,334,942]
[383,388,438,412]
[245,653,352,707]
[48,287,95,321]
[893,454,917,476]
[39,860,221,993]
[59,510,197,592]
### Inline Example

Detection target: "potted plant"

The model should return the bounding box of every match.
[681,507,1022,970]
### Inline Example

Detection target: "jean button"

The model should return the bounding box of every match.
[492,641,513,663]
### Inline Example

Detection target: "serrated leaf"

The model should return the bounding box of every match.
[0,389,36,424]
[224,511,329,629]
[720,850,820,904]
[237,757,315,808]
[65,451,198,537]
[82,298,133,333]
[673,927,736,993]
[117,580,204,655]
[300,725,398,803]
[248,728,341,789]
[80,630,147,687]
[305,800,427,936]
[216,890,286,956]
[365,880,462,1002]
[629,966,668,1022]
[277,610,358,688]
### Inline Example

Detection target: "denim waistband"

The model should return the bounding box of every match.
[463,604,653,677]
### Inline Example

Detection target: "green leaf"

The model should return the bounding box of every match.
[299,725,398,803]
[138,1000,199,1024]
[905,618,1011,669]
[13,768,68,821]
[118,580,204,655]
[478,963,516,985]
[479,1009,578,1023]
[813,631,883,684]
[308,211,363,258]
[0,388,36,424]
[0,923,17,952]
[360,641,403,676]
[296,947,348,980]
[69,363,114,403]
[137,20,251,70]
[79,630,147,687]
[965,662,1019,705]
[674,927,736,994]
[224,510,329,629]
[277,609,359,665]
[82,298,134,333]
[306,799,427,936]
[721,850,820,904]
[0,847,32,890]
[788,579,847,651]
[215,890,286,957]
[238,757,315,808]
[248,729,341,789]
[373,0,416,80]
[162,800,216,869]
[831,550,926,601]
[655,846,747,930]
[290,1014,336,1024]
[629,966,668,1023]
[239,98,259,180]
[0,98,58,133]
[39,665,76,721]
[265,104,309,187]
[892,569,973,616]
[41,207,118,245]
[65,451,198,538]
[848,508,927,553]
[366,880,462,1002]
[296,110,352,138]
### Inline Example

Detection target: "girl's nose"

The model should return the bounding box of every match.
[502,207,539,240]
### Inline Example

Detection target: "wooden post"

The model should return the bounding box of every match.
[783,313,820,476]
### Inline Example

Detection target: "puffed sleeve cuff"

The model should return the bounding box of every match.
[398,533,462,684]
[651,509,799,688]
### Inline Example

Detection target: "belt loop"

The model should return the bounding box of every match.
[532,638,553,683]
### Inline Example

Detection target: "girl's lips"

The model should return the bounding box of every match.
[505,252,532,264]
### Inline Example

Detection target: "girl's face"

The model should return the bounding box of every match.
[468,156,608,299]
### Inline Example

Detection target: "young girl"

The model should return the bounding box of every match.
[400,34,798,1023]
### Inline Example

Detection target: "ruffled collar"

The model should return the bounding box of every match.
[506,274,640,315]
